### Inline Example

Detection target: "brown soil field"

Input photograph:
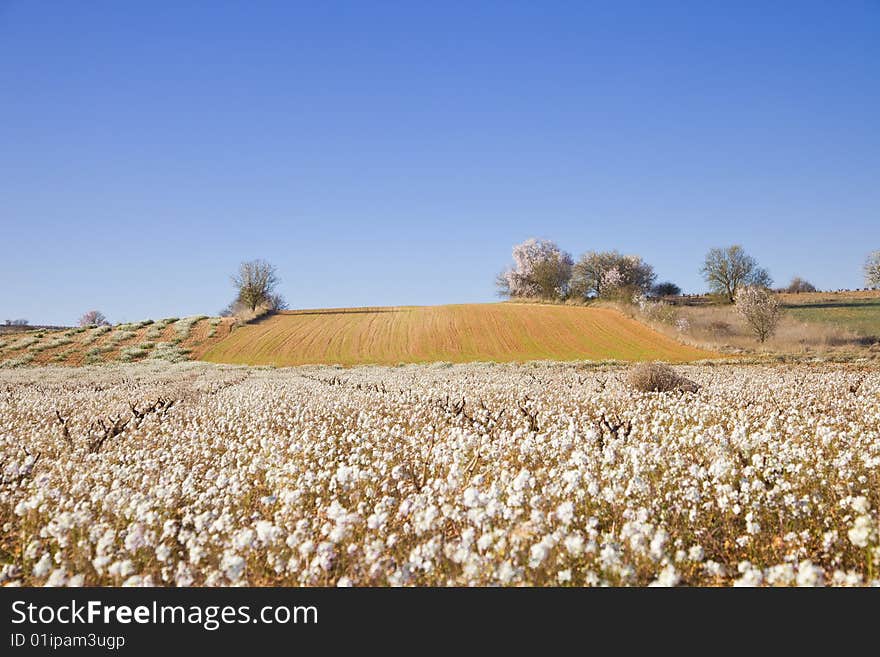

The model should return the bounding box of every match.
[201,303,718,366]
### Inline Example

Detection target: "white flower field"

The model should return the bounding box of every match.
[1,362,878,587]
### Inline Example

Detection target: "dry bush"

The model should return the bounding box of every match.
[708,320,733,336]
[626,362,700,393]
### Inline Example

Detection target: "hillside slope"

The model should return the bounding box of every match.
[202,303,717,366]
[0,317,234,367]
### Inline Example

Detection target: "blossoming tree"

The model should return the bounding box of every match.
[496,238,574,300]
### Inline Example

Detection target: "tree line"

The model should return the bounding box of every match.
[497,239,880,303]
[496,240,880,343]
[23,247,880,330]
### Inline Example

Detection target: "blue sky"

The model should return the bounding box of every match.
[1,1,878,325]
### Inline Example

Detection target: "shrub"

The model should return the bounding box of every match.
[707,320,733,336]
[174,316,205,340]
[735,286,781,343]
[118,346,149,362]
[144,321,168,340]
[626,362,700,393]
[13,336,39,350]
[632,293,678,325]
[107,330,136,345]
[1,353,35,368]
[31,336,73,353]
[149,342,191,363]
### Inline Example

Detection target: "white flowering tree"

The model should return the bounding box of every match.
[78,310,109,327]
[599,267,625,295]
[570,251,655,299]
[864,251,880,289]
[735,285,781,343]
[496,238,573,300]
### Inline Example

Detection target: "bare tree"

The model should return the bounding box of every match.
[79,310,109,327]
[786,277,816,294]
[222,291,287,319]
[865,251,880,289]
[735,286,781,343]
[701,245,771,303]
[266,293,288,311]
[232,260,280,312]
[570,251,655,299]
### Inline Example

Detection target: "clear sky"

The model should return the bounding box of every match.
[1,1,878,325]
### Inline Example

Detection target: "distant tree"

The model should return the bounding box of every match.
[6,319,28,326]
[735,286,781,343]
[266,293,289,311]
[570,251,655,299]
[232,259,280,312]
[79,310,109,327]
[222,283,287,319]
[701,245,771,303]
[865,251,880,289]
[651,281,682,297]
[786,277,817,294]
[497,238,573,300]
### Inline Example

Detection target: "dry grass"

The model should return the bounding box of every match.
[201,303,719,366]
[679,305,859,350]
[615,300,874,357]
